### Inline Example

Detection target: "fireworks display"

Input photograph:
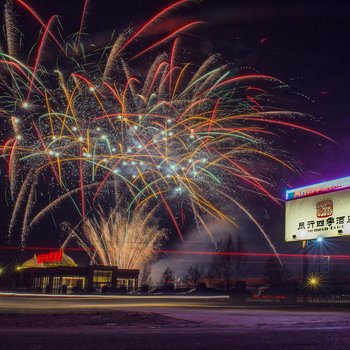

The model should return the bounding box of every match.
[0,0,331,261]
[61,199,166,269]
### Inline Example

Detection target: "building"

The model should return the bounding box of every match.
[16,250,139,294]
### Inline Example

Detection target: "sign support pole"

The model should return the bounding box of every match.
[302,240,309,303]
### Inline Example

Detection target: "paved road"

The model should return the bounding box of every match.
[0,292,230,311]
[0,293,349,349]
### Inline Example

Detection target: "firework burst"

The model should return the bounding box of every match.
[61,200,166,269]
[0,0,331,257]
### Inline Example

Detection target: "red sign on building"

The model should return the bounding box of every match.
[37,251,63,264]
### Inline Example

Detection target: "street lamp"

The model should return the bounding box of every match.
[306,273,323,292]
[303,236,325,302]
[303,240,309,284]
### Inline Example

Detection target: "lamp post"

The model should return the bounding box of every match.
[302,239,310,303]
[303,237,325,302]
[302,240,309,281]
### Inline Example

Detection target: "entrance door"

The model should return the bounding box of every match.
[61,276,85,294]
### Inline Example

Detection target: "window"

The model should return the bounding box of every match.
[61,276,86,294]
[61,276,85,288]
[128,279,136,291]
[52,276,61,294]
[93,270,112,288]
[117,278,137,291]
[42,276,50,289]
[33,277,41,289]
[116,278,127,288]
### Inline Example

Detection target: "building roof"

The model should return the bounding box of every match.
[21,252,78,268]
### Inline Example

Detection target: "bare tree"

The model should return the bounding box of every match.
[184,264,205,288]
[209,234,246,290]
[160,266,175,290]
[235,235,246,283]
[263,257,287,287]
[139,265,152,288]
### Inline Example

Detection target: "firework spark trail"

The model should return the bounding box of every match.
[8,168,35,241]
[15,0,64,51]
[0,1,332,260]
[4,1,18,57]
[26,15,59,102]
[77,0,89,47]
[103,34,127,82]
[8,139,18,199]
[115,0,191,59]
[61,201,166,269]
[21,177,37,246]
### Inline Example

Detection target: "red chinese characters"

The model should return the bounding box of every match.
[37,250,63,264]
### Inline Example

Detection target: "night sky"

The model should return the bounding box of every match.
[0,0,349,264]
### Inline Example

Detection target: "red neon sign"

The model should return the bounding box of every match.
[37,250,63,264]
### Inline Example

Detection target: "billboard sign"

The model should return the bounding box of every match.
[285,180,350,242]
[286,176,350,201]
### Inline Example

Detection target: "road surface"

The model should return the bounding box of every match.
[0,293,349,349]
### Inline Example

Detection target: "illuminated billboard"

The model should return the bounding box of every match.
[286,176,350,201]
[285,177,350,242]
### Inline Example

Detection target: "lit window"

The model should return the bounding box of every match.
[93,270,112,287]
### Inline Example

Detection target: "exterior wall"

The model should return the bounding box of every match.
[16,266,139,294]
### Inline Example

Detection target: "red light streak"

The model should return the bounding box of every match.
[208,98,220,134]
[1,246,350,260]
[79,147,85,219]
[153,250,350,260]
[15,0,64,51]
[77,0,89,45]
[242,118,335,143]
[26,15,57,101]
[203,74,282,95]
[169,38,179,96]
[129,21,204,61]
[116,0,190,57]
